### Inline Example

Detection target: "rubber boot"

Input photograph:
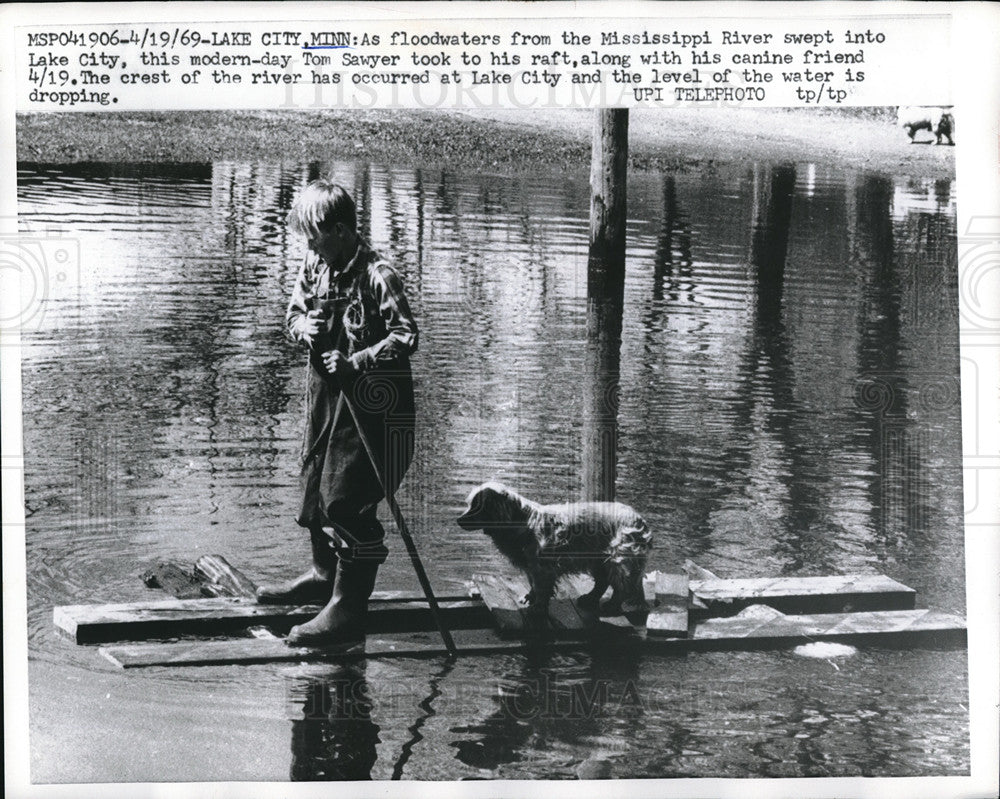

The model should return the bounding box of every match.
[257,528,336,605]
[285,560,379,647]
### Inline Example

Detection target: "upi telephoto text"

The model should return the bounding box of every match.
[18,19,945,110]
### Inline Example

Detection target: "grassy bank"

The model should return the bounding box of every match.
[17,107,954,177]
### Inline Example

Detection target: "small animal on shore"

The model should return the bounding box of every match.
[897,106,954,145]
[457,482,653,620]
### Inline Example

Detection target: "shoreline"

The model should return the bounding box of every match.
[17,107,955,178]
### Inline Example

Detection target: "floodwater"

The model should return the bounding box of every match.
[18,157,967,781]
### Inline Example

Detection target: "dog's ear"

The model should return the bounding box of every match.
[457,484,492,529]
[470,484,498,519]
[479,483,526,525]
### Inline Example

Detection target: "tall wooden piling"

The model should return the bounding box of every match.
[582,109,629,502]
[588,109,629,280]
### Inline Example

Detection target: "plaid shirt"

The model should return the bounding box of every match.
[286,239,418,372]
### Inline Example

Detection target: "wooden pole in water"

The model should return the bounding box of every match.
[582,108,629,503]
[588,109,629,279]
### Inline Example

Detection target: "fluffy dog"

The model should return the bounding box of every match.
[457,482,652,620]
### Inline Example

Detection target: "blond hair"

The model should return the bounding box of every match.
[287,180,357,239]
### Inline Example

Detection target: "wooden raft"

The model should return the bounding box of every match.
[57,569,918,645]
[55,555,965,668]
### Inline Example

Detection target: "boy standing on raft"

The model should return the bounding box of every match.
[257,180,418,646]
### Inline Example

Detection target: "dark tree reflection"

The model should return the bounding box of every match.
[731,164,844,570]
[850,174,926,546]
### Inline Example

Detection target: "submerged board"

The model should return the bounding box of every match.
[100,628,595,668]
[99,606,966,668]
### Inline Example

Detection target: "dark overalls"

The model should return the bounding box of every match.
[287,240,417,564]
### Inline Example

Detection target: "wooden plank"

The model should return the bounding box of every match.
[100,628,587,669]
[555,581,592,626]
[555,573,595,596]
[54,596,489,644]
[193,555,258,599]
[370,591,473,603]
[473,572,633,634]
[654,606,967,652]
[518,573,590,632]
[409,572,914,614]
[99,608,966,668]
[689,574,916,616]
[646,571,689,638]
[644,569,913,615]
[683,560,720,580]
[471,573,527,634]
[548,572,636,629]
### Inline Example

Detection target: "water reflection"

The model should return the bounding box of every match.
[649,175,694,317]
[288,663,381,780]
[18,156,966,779]
[17,158,964,589]
[17,157,964,598]
[388,659,456,779]
[738,163,832,572]
[450,647,647,778]
[582,237,626,502]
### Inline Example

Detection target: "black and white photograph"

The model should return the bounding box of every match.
[3,3,998,796]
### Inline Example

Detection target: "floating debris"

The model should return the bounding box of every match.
[793,641,858,658]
